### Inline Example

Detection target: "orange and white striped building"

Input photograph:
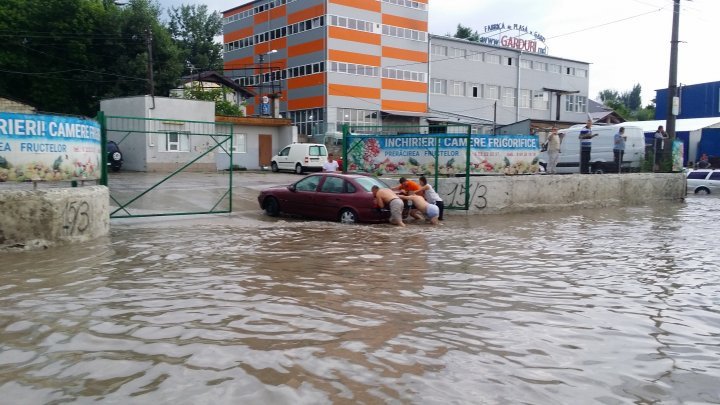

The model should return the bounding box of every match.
[222,0,429,136]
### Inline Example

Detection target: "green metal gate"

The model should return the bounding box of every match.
[342,124,473,211]
[99,113,234,218]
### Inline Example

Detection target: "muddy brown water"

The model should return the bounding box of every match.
[1,195,719,404]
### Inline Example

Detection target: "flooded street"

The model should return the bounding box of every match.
[1,195,719,404]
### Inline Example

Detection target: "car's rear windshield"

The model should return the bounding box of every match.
[354,177,389,192]
[309,145,327,156]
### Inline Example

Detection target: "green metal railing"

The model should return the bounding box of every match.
[100,114,235,219]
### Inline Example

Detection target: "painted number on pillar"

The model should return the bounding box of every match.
[444,183,487,209]
[64,201,91,235]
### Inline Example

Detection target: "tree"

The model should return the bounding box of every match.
[453,24,479,42]
[598,84,649,121]
[598,89,620,103]
[0,0,183,116]
[168,4,223,73]
[624,83,642,111]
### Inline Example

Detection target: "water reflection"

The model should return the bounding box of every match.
[1,197,719,403]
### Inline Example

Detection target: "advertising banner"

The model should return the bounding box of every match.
[346,134,541,176]
[672,140,684,172]
[0,112,101,182]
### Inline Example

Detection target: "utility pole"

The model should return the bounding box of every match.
[146,27,155,98]
[664,0,681,170]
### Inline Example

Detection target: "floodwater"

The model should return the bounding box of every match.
[1,196,719,404]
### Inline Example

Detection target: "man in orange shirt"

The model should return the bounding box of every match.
[392,177,420,195]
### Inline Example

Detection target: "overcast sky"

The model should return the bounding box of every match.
[158,0,717,107]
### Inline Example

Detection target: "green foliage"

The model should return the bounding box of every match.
[183,84,243,117]
[0,0,211,116]
[599,84,655,122]
[167,5,223,72]
[453,24,480,42]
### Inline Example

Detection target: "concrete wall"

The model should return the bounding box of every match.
[0,186,109,249]
[430,173,686,214]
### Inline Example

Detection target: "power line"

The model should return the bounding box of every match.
[546,8,666,40]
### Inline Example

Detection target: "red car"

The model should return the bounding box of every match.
[257,173,396,223]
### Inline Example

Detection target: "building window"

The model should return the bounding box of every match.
[485,54,500,64]
[519,89,531,108]
[467,51,482,61]
[382,67,426,82]
[164,132,189,152]
[533,62,547,71]
[532,90,549,110]
[565,67,574,75]
[471,84,480,98]
[450,48,465,58]
[382,25,426,42]
[430,78,447,94]
[336,108,379,132]
[505,57,514,66]
[502,87,516,107]
[431,44,447,56]
[448,80,466,96]
[232,133,247,153]
[575,68,588,78]
[565,95,587,113]
[380,0,428,10]
[576,95,587,112]
[548,64,560,74]
[520,59,532,69]
[290,108,324,136]
[484,84,499,100]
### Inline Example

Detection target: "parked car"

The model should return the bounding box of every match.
[271,143,327,174]
[107,141,123,172]
[258,173,401,223]
[686,169,720,194]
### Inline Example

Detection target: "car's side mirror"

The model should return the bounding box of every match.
[288,184,296,192]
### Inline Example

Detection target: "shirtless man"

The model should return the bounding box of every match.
[400,194,440,225]
[371,185,405,226]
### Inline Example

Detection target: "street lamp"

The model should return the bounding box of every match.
[258,49,277,116]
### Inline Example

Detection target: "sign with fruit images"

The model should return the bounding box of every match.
[0,112,101,182]
[346,134,542,176]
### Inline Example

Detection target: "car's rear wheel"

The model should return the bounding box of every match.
[339,208,358,224]
[264,197,280,216]
[695,187,711,195]
[271,162,278,172]
[295,163,303,175]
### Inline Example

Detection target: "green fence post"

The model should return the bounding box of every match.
[465,125,472,210]
[229,128,234,214]
[98,111,108,186]
[342,123,349,174]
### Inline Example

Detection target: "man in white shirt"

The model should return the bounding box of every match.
[323,153,339,172]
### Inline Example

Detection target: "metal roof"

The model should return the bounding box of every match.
[631,118,720,133]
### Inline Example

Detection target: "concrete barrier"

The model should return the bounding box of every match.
[0,186,109,250]
[434,173,686,214]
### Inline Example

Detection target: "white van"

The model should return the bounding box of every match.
[271,143,328,174]
[538,124,645,174]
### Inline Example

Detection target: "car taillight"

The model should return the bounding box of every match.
[305,157,309,163]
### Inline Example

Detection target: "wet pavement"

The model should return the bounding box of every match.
[1,175,719,404]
